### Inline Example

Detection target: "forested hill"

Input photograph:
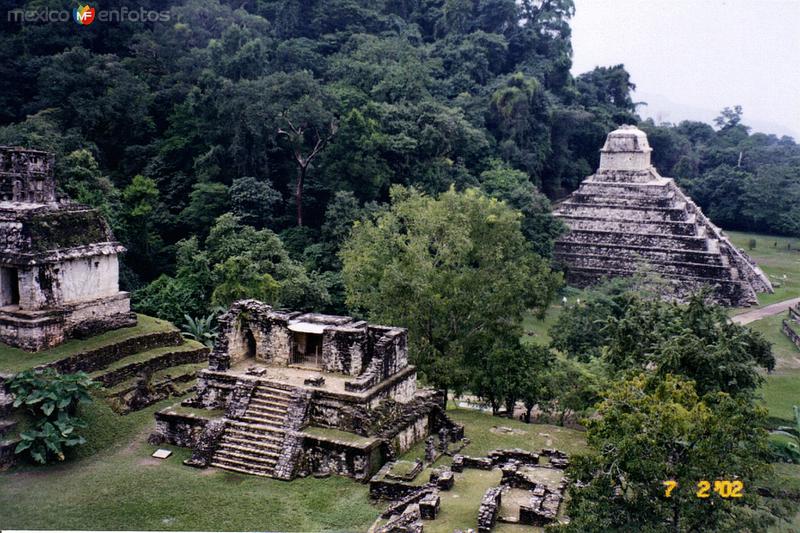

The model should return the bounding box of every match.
[1,0,798,322]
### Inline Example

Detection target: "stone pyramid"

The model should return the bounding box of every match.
[553,125,772,306]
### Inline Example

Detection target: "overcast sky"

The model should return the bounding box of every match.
[570,0,800,138]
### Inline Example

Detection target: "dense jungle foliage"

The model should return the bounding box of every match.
[0,0,798,322]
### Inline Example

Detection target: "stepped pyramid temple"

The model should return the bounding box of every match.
[151,300,461,481]
[553,125,772,306]
[0,147,135,351]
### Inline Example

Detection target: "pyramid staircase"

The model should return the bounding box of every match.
[210,384,296,477]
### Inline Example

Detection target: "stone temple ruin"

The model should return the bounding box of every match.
[151,299,461,481]
[0,146,135,351]
[554,125,772,307]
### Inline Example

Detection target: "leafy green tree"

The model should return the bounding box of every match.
[10,369,98,464]
[230,177,283,229]
[601,293,774,397]
[179,181,230,236]
[211,256,280,307]
[341,186,562,399]
[121,175,165,279]
[551,284,773,399]
[562,373,780,532]
[473,341,554,418]
[479,161,564,257]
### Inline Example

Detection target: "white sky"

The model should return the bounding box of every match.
[570,0,800,138]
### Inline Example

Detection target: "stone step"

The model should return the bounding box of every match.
[210,459,274,477]
[216,445,280,464]
[565,264,748,288]
[226,426,284,443]
[250,396,291,409]
[225,425,283,442]
[559,215,699,236]
[223,435,283,452]
[253,387,292,400]
[247,404,287,417]
[554,242,724,267]
[43,327,185,375]
[556,251,735,279]
[228,419,286,434]
[558,202,690,222]
[559,228,710,251]
[239,414,285,426]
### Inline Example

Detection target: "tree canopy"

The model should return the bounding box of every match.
[341,186,562,398]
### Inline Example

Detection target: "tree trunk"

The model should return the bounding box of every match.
[295,165,306,226]
[505,397,515,418]
[524,405,533,423]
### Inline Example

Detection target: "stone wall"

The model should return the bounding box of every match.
[477,486,503,533]
[322,325,367,375]
[151,410,214,448]
[299,434,381,481]
[0,147,55,203]
[783,319,800,351]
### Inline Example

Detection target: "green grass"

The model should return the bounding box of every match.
[726,230,800,308]
[521,304,564,347]
[0,393,382,531]
[0,315,177,373]
[748,314,800,369]
[761,373,800,423]
[740,303,800,423]
[400,407,587,464]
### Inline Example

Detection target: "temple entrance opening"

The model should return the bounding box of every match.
[0,267,19,307]
[289,322,324,368]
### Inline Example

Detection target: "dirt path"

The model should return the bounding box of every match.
[731,297,800,325]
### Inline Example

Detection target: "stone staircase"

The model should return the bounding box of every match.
[210,384,293,477]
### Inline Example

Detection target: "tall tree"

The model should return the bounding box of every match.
[341,186,562,400]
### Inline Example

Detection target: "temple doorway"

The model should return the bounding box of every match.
[292,331,323,367]
[243,328,257,360]
[0,267,19,307]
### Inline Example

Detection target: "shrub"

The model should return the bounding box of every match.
[9,369,98,464]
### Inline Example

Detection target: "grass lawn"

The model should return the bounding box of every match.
[738,302,800,424]
[726,230,800,309]
[0,394,382,531]
[0,314,177,373]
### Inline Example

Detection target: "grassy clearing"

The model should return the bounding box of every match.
[401,407,588,462]
[0,315,177,373]
[736,293,800,423]
[0,394,381,531]
[726,230,800,309]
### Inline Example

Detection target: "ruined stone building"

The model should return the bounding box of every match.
[152,300,460,481]
[0,146,135,351]
[553,126,772,306]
